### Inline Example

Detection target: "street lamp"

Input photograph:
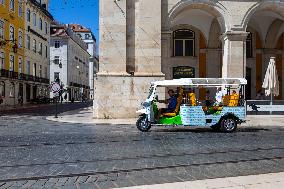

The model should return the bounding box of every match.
[0,39,18,53]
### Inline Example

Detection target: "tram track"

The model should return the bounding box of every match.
[0,129,282,149]
[0,146,283,182]
[0,155,283,183]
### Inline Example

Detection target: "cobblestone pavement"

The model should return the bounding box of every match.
[0,114,283,189]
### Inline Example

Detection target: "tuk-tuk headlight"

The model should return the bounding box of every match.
[142,102,150,107]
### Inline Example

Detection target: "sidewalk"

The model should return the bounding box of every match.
[46,107,284,127]
[46,107,137,124]
[112,172,284,189]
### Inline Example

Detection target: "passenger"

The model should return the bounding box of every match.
[205,90,212,106]
[215,87,225,105]
[156,89,177,119]
[188,88,196,106]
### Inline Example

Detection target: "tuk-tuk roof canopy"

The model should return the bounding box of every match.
[151,78,247,87]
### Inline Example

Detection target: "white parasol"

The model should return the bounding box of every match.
[262,57,279,114]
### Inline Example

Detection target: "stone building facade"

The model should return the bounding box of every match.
[69,24,98,100]
[50,22,90,101]
[24,0,52,103]
[97,0,284,118]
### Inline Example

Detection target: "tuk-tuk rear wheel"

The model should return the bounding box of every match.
[220,117,237,133]
[136,115,151,132]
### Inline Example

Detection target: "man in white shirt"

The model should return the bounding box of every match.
[215,87,226,105]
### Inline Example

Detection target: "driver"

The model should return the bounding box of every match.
[156,89,177,119]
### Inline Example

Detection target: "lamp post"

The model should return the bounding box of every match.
[0,39,18,53]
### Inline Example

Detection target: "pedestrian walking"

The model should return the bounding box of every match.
[18,95,23,106]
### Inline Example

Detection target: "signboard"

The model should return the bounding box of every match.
[173,66,195,79]
[51,82,61,94]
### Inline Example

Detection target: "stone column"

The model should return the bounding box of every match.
[94,0,164,119]
[221,31,248,78]
[99,0,127,74]
[134,0,164,76]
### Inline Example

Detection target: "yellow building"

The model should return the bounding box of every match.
[0,0,25,106]
[0,0,52,106]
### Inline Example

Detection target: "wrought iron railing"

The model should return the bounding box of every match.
[0,69,49,84]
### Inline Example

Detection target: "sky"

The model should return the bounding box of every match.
[49,0,99,42]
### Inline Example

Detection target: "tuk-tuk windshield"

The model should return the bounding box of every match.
[147,85,155,99]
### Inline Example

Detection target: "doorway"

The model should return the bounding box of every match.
[26,84,31,102]
[33,85,37,99]
[246,67,252,99]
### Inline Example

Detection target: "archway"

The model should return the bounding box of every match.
[246,3,284,99]
[162,1,226,99]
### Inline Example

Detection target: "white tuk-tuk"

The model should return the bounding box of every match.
[136,78,247,133]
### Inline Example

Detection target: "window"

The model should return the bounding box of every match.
[54,56,59,64]
[0,51,4,69]
[39,65,42,77]
[44,67,47,78]
[38,42,42,55]
[0,20,4,39]
[26,60,30,75]
[33,13,36,27]
[33,63,36,76]
[9,82,15,97]
[0,81,4,98]
[32,39,36,52]
[18,57,22,74]
[9,0,14,11]
[9,54,14,71]
[45,45,48,58]
[54,41,60,48]
[54,72,60,82]
[44,22,48,34]
[85,34,90,39]
[173,29,195,57]
[9,25,14,41]
[18,30,23,47]
[18,2,23,17]
[26,35,30,50]
[246,32,253,58]
[26,9,31,22]
[39,18,42,30]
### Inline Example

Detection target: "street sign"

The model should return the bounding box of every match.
[51,82,61,93]
[50,82,61,119]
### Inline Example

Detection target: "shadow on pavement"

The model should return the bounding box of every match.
[152,127,271,133]
[0,101,93,116]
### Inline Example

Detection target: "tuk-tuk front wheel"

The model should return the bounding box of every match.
[220,117,237,133]
[136,115,151,132]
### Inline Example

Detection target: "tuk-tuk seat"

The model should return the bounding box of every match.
[229,94,239,106]
[163,88,184,117]
[189,93,197,106]
[223,94,239,107]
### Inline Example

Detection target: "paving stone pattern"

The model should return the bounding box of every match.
[0,114,283,188]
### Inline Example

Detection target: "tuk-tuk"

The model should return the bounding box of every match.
[136,78,247,133]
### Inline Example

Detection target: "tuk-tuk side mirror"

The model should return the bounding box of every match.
[155,95,158,101]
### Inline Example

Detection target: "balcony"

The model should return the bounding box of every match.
[0,69,50,84]
[9,71,18,79]
[0,69,9,77]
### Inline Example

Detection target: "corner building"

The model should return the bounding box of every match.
[24,0,53,103]
[97,0,284,118]
[50,22,90,101]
